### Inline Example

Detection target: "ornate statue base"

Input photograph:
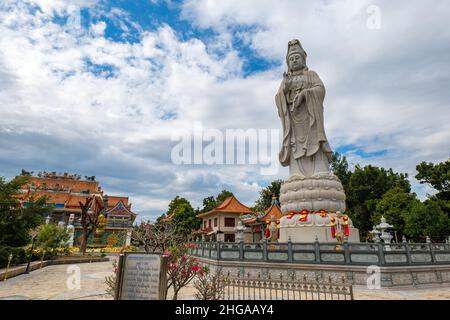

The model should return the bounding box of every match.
[279,172,360,243]
[279,172,346,213]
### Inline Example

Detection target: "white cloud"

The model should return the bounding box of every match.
[0,1,275,220]
[1,0,449,221]
[180,0,450,190]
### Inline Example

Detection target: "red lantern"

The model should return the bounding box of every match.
[343,216,350,237]
[265,225,270,238]
[330,217,336,238]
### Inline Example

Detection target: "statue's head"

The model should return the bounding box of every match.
[286,39,307,72]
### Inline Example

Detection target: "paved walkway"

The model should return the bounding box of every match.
[2,260,450,300]
[0,261,114,300]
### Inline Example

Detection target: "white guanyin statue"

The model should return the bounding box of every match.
[276,39,360,242]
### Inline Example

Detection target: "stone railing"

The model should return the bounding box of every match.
[189,241,450,266]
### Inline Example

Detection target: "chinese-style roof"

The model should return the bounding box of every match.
[240,212,263,224]
[198,195,253,218]
[261,202,283,222]
[106,200,136,218]
[107,196,129,208]
[193,227,213,235]
[241,216,258,224]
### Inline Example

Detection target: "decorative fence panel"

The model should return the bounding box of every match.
[220,272,353,300]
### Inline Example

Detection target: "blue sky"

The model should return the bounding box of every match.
[0,0,449,222]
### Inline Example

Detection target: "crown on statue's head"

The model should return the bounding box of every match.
[286,39,307,64]
[287,39,306,55]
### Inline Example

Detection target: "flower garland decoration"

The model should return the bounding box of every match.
[298,209,309,222]
[318,209,328,218]
[287,211,297,219]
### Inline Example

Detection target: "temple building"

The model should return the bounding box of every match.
[17,171,137,247]
[195,194,283,243]
[195,195,254,242]
[240,195,283,242]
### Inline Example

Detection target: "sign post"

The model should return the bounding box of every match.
[115,252,168,300]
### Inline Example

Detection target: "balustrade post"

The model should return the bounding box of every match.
[263,239,268,261]
[378,243,386,265]
[344,242,351,264]
[429,243,436,263]
[287,237,293,263]
[239,241,244,261]
[217,241,222,260]
[314,238,321,263]
[209,242,212,259]
[405,243,412,265]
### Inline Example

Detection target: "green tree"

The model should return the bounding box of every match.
[330,152,352,189]
[403,200,450,241]
[199,190,234,213]
[166,196,200,238]
[216,190,233,204]
[416,158,450,201]
[253,180,282,212]
[199,196,217,213]
[372,187,419,239]
[166,196,192,216]
[0,176,51,247]
[346,165,410,240]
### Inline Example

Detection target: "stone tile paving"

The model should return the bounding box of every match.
[0,261,114,300]
[2,260,450,300]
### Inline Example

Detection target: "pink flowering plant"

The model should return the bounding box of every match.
[165,245,202,300]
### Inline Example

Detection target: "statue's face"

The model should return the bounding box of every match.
[288,53,305,71]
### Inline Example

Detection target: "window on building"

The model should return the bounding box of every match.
[224,217,235,227]
[214,218,218,227]
[208,219,212,228]
[224,234,235,242]
[203,220,206,229]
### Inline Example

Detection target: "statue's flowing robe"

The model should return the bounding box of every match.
[275,69,332,176]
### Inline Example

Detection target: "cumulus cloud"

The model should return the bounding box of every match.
[0,0,449,221]
[180,0,450,190]
[0,0,277,220]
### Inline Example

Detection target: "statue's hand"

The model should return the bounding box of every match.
[283,72,292,92]
[292,90,307,111]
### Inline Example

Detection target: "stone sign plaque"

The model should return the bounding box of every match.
[115,253,167,300]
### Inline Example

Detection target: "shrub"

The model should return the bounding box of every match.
[194,266,226,300]
[0,246,27,268]
[105,259,118,298]
[26,247,55,261]
[36,224,70,258]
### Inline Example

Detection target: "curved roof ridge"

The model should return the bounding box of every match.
[217,195,252,212]
[262,202,283,221]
